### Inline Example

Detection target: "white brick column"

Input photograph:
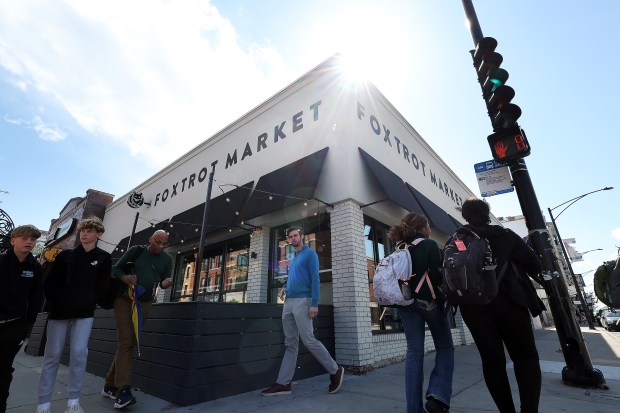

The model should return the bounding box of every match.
[246,227,271,303]
[330,199,374,368]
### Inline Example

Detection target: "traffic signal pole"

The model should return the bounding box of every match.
[460,0,606,388]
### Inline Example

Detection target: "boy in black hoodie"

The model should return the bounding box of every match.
[0,224,43,413]
[36,218,111,413]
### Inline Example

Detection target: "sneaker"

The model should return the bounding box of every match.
[64,404,84,413]
[261,383,292,396]
[101,385,118,400]
[114,387,137,409]
[425,397,449,413]
[328,365,344,394]
[35,406,50,413]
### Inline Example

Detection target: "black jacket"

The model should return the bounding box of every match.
[44,245,112,319]
[465,224,544,315]
[0,248,44,323]
[404,232,443,302]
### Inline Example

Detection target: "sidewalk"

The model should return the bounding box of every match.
[8,327,620,413]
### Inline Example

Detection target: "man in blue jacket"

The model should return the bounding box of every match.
[262,227,344,396]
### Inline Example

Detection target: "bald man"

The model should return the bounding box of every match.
[102,230,173,409]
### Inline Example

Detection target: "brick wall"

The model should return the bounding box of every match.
[330,199,374,367]
[246,227,270,303]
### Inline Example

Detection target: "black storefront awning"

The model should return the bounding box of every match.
[358,148,424,213]
[167,182,254,245]
[241,147,328,220]
[405,183,458,235]
[110,220,170,261]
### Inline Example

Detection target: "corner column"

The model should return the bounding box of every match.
[246,227,271,303]
[330,199,374,369]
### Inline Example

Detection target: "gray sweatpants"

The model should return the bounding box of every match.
[38,318,94,403]
[276,297,338,385]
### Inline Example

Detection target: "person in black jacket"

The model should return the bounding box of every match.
[458,198,544,413]
[36,218,111,413]
[0,224,43,413]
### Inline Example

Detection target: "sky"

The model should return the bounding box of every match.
[1,0,618,298]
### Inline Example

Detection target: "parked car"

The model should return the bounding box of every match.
[601,309,620,331]
[595,308,608,327]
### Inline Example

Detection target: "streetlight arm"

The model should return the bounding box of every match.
[551,187,613,219]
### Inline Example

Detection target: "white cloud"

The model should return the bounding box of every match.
[612,228,620,240]
[32,116,67,141]
[3,114,66,141]
[0,0,292,166]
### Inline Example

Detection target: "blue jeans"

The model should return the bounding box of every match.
[399,301,454,413]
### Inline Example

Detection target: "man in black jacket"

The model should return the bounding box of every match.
[458,198,544,413]
[36,218,111,413]
[0,224,43,413]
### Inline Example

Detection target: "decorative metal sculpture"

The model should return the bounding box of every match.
[0,208,15,250]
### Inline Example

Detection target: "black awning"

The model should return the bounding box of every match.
[405,183,458,235]
[168,182,254,244]
[359,148,424,213]
[451,215,464,229]
[110,220,169,261]
[110,236,130,260]
[241,147,328,220]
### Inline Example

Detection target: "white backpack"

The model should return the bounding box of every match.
[373,239,424,306]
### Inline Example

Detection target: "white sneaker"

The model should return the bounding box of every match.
[35,406,50,413]
[64,404,84,413]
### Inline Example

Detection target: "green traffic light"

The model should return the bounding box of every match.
[488,68,509,91]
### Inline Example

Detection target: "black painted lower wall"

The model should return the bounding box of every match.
[38,302,335,406]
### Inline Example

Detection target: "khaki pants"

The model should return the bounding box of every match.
[105,297,152,389]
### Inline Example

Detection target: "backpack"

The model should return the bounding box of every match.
[373,239,424,307]
[98,246,144,310]
[442,227,507,306]
[594,258,620,308]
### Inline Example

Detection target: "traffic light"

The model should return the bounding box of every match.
[487,125,530,163]
[472,37,522,131]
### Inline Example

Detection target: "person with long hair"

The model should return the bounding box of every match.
[388,213,453,413]
[458,198,543,413]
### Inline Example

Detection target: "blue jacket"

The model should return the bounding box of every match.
[285,245,320,307]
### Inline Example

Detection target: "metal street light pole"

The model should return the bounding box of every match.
[548,187,613,330]
[548,211,596,329]
[461,0,607,388]
[579,249,603,256]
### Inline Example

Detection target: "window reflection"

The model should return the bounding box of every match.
[172,236,249,303]
[365,216,402,333]
[269,214,331,304]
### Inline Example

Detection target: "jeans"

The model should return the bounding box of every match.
[399,301,454,413]
[38,318,94,403]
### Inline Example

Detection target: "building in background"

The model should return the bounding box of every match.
[44,189,114,252]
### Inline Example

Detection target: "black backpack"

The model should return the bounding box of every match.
[442,227,507,306]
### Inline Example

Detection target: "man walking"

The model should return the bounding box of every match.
[262,227,344,396]
[0,225,43,413]
[36,217,112,413]
[102,229,173,409]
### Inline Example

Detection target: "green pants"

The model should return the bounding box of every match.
[105,297,152,389]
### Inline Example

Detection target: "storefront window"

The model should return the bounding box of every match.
[171,235,249,302]
[365,216,403,333]
[269,214,332,304]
